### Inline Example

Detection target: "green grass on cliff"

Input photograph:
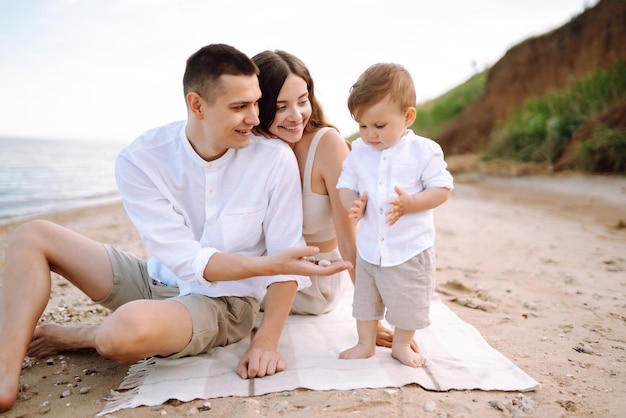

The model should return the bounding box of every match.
[411,71,487,139]
[486,63,626,173]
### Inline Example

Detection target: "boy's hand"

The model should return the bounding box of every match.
[386,186,413,225]
[349,191,368,224]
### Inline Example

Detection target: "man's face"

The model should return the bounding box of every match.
[203,74,261,152]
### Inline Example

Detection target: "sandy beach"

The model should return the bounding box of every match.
[2,165,625,417]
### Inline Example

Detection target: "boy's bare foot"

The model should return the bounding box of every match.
[26,323,96,358]
[339,343,376,359]
[392,345,425,367]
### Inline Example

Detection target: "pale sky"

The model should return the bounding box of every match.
[0,0,595,142]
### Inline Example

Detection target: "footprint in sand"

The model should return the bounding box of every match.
[437,279,499,312]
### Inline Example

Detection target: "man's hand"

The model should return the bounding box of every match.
[236,281,294,379]
[349,191,368,224]
[272,247,353,276]
[237,345,285,379]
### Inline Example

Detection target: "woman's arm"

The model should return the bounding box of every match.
[317,129,357,282]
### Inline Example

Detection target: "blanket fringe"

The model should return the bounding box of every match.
[97,357,156,416]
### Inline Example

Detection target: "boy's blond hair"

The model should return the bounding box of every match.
[347,63,416,120]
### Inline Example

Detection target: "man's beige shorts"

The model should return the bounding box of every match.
[352,247,435,330]
[95,245,259,358]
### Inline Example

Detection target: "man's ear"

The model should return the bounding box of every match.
[187,92,204,120]
[405,106,417,126]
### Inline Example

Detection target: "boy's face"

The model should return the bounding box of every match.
[201,74,261,152]
[269,74,312,145]
[354,96,415,151]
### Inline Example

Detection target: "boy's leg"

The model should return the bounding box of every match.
[391,328,425,367]
[339,319,378,359]
[341,254,383,359]
[0,220,116,410]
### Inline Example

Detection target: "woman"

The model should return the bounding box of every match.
[252,51,409,349]
[253,50,355,315]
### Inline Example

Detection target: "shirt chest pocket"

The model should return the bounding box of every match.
[391,163,423,194]
[220,205,266,252]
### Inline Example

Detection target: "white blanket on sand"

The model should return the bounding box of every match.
[99,290,538,415]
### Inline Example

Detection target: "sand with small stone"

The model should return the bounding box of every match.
[1,158,625,418]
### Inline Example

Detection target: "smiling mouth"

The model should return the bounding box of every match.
[280,125,302,132]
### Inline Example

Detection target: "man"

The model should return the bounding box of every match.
[0,43,351,411]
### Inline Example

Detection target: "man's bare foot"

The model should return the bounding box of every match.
[392,345,425,367]
[0,350,21,411]
[339,343,376,359]
[0,379,18,412]
[26,323,96,358]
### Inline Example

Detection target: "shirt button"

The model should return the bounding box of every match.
[379,208,383,214]
[380,237,385,242]
[382,156,387,160]
[379,181,383,186]
[208,188,214,193]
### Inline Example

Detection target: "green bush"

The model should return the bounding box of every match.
[486,63,626,172]
[579,126,626,172]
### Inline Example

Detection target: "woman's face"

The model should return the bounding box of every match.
[268,74,312,145]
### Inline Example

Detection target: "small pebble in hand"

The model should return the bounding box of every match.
[303,256,331,266]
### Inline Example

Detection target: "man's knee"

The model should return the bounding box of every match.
[94,302,146,362]
[8,220,53,249]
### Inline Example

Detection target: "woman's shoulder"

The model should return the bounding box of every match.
[310,127,350,178]
[316,127,350,153]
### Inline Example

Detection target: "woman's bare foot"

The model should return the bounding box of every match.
[392,345,425,367]
[26,323,97,358]
[339,342,376,359]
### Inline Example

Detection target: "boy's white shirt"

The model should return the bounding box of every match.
[337,130,453,267]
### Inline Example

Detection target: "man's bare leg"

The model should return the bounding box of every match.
[391,328,425,367]
[0,220,114,411]
[27,324,100,358]
[27,301,192,365]
[339,319,378,359]
[93,298,192,364]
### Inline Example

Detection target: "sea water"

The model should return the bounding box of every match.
[0,137,127,225]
